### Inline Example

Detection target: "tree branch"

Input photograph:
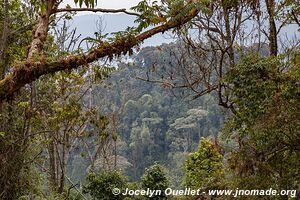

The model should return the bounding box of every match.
[291,10,300,27]
[0,8,199,102]
[54,8,140,17]
[9,23,36,38]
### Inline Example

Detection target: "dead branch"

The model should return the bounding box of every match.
[54,8,140,17]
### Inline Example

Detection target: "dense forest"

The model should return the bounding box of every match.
[0,0,299,199]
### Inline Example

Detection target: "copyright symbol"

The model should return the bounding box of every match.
[112,188,121,195]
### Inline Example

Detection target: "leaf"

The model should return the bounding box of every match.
[0,132,5,138]
[79,0,83,8]
[84,0,89,8]
[66,4,71,9]
[18,102,29,108]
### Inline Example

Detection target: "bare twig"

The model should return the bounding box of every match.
[54,8,140,17]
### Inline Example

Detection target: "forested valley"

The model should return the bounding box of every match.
[0,0,299,199]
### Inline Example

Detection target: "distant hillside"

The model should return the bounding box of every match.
[70,14,174,47]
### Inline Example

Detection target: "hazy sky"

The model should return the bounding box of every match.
[61,0,141,10]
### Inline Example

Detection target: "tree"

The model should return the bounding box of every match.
[0,0,203,101]
[140,0,299,111]
[222,52,300,196]
[133,2,299,196]
[0,1,43,198]
[83,170,128,200]
[169,107,208,152]
[0,1,204,198]
[184,138,226,192]
[141,164,169,200]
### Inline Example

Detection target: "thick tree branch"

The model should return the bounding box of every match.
[0,8,199,102]
[54,8,140,16]
[27,0,56,60]
[291,10,300,27]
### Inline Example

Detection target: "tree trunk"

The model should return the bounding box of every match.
[0,0,9,80]
[265,0,278,56]
[48,139,58,191]
[223,8,235,66]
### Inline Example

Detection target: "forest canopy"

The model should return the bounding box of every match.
[0,0,299,199]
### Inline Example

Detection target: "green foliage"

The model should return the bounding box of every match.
[91,42,226,183]
[131,0,210,32]
[222,52,300,192]
[141,164,169,199]
[184,138,225,190]
[0,1,43,198]
[224,54,281,130]
[6,0,300,198]
[74,0,98,8]
[132,0,167,31]
[83,171,127,200]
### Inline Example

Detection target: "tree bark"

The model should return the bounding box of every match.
[265,0,278,56]
[0,0,10,80]
[48,139,58,191]
[223,8,235,66]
